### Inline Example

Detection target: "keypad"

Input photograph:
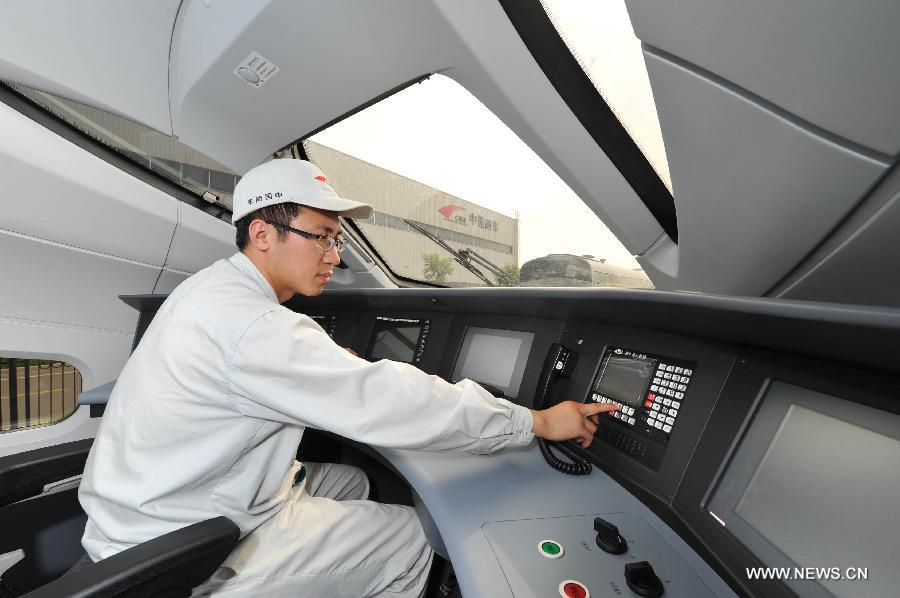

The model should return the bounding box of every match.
[645,360,694,438]
[601,425,648,458]
[591,350,695,445]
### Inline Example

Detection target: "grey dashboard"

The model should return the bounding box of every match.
[114,288,900,597]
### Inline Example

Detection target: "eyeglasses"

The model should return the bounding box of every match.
[266,221,347,253]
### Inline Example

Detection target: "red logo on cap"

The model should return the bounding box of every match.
[315,175,328,183]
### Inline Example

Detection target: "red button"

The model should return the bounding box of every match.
[647,392,656,401]
[644,400,653,408]
[563,582,587,598]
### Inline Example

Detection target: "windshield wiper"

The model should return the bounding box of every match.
[404,219,517,287]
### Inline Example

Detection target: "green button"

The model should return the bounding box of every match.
[537,539,565,559]
[542,541,561,555]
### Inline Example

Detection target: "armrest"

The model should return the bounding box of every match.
[0,440,92,508]
[22,516,240,598]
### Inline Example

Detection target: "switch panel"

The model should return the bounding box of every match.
[482,512,715,597]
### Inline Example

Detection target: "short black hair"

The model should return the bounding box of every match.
[235,203,302,250]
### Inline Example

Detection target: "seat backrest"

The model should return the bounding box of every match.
[21,516,239,598]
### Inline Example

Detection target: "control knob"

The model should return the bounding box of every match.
[593,517,627,555]
[624,561,664,597]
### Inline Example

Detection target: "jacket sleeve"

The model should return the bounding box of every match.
[228,308,534,453]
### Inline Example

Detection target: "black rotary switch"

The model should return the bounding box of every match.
[593,517,628,555]
[624,561,665,597]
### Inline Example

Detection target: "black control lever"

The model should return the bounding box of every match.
[594,516,628,554]
[624,561,665,597]
[535,343,592,476]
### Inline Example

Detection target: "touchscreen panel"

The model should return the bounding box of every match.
[707,382,900,598]
[594,355,657,407]
[452,327,534,398]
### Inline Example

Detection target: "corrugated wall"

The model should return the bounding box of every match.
[307,142,519,286]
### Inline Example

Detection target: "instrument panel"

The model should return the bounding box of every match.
[288,291,900,598]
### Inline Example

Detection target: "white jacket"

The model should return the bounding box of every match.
[79,252,534,560]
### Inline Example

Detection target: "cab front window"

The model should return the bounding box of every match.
[304,75,653,290]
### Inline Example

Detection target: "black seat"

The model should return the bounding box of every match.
[21,517,239,598]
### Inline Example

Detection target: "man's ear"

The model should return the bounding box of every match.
[247,219,272,252]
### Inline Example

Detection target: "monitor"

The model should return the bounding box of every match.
[707,382,900,598]
[367,317,430,365]
[451,327,534,398]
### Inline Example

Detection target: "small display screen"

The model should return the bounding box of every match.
[368,317,428,364]
[594,354,657,407]
[451,327,534,398]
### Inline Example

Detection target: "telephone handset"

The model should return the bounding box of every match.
[535,343,593,476]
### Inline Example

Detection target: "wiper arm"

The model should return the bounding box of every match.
[404,219,494,286]
[458,248,517,286]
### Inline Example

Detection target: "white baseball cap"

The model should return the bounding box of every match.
[231,159,373,223]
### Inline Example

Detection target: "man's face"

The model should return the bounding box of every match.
[266,207,341,301]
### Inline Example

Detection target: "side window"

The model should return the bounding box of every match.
[5,82,239,211]
[0,359,82,432]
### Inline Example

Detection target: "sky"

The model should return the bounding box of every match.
[312,0,669,270]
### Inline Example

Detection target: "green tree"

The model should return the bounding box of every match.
[494,263,520,287]
[422,252,455,284]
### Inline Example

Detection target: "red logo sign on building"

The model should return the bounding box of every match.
[438,204,466,219]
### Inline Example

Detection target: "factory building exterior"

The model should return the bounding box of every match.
[305,142,519,287]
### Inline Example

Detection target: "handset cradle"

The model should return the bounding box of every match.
[535,343,592,476]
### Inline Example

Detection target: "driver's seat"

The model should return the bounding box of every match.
[21,517,239,598]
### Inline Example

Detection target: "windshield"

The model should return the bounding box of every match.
[539,0,672,193]
[305,75,652,289]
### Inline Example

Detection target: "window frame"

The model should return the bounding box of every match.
[294,70,658,290]
[498,0,679,243]
[0,358,83,433]
[0,83,233,223]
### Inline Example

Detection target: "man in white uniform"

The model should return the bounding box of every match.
[78,159,616,596]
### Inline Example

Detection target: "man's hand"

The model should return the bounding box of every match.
[531,401,619,448]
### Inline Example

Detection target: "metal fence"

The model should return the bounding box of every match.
[0,359,82,432]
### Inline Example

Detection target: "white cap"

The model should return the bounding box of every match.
[231,159,373,223]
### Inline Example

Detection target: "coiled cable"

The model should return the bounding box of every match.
[538,438,592,476]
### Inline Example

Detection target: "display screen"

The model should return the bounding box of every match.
[367,317,428,364]
[451,327,534,398]
[707,382,900,598]
[594,354,656,407]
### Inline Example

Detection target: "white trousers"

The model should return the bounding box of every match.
[193,462,434,597]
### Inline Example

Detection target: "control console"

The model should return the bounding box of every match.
[483,512,715,597]
[588,347,697,470]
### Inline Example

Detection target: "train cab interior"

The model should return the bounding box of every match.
[1,1,899,597]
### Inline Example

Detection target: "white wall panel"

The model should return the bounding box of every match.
[170,0,450,172]
[644,52,888,295]
[164,203,236,274]
[0,0,180,133]
[154,269,191,295]
[778,168,900,307]
[627,0,900,156]
[0,103,178,267]
[0,231,159,333]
